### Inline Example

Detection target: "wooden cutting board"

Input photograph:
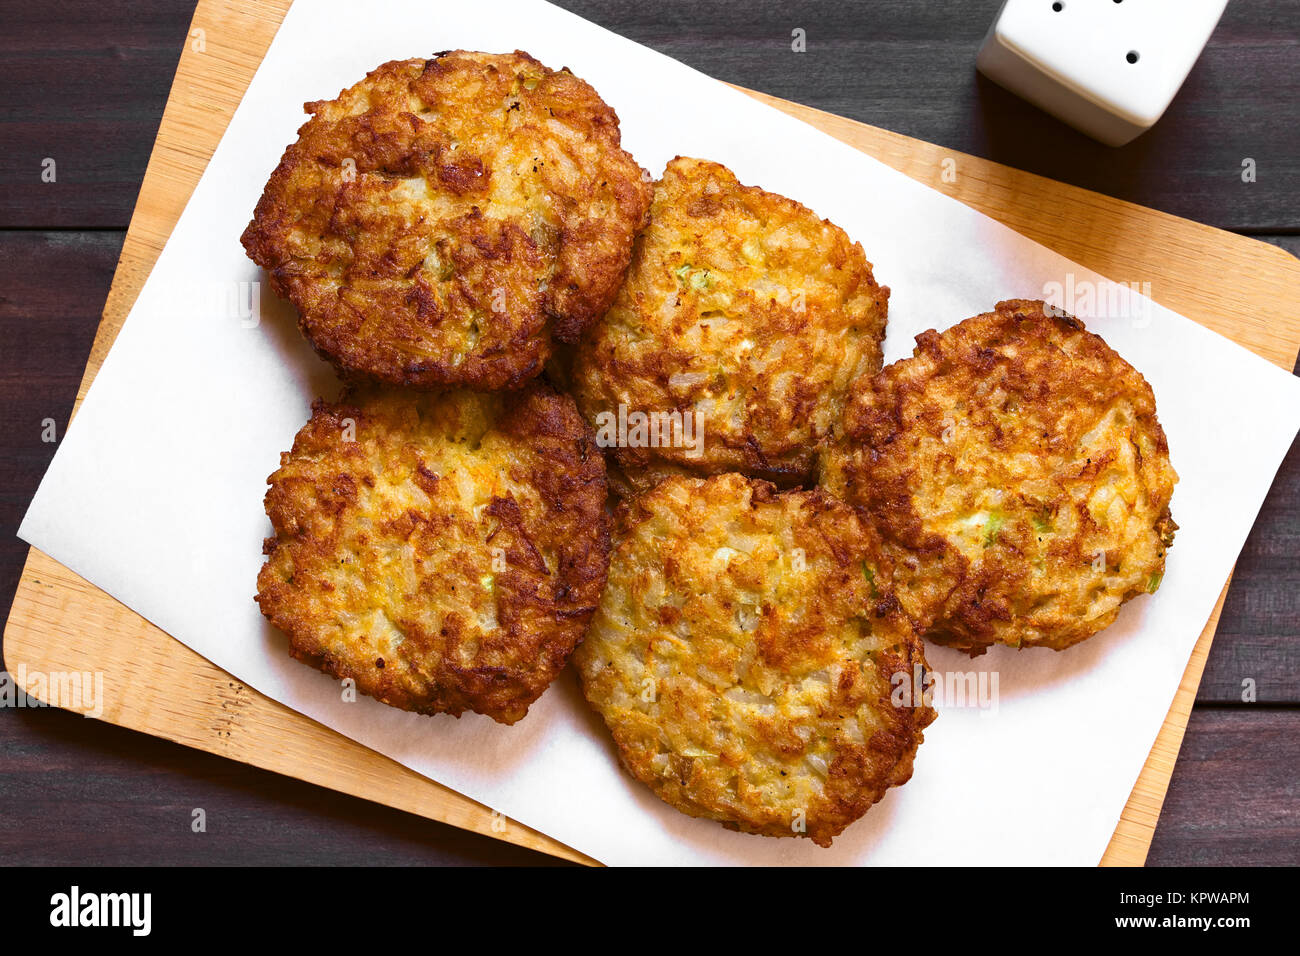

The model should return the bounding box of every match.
[6,0,1300,867]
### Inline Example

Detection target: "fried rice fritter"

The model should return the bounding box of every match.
[575,473,935,847]
[821,299,1178,655]
[256,383,609,724]
[572,157,889,493]
[242,51,652,391]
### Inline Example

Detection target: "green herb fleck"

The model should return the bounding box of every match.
[983,513,1005,547]
[861,561,879,598]
[674,262,714,291]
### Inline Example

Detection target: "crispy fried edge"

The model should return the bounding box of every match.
[256,382,611,723]
[574,156,888,489]
[580,475,935,845]
[241,51,651,391]
[829,298,1176,656]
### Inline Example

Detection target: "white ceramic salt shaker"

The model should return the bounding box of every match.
[976,0,1229,146]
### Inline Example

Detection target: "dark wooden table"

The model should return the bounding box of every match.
[2,0,1296,865]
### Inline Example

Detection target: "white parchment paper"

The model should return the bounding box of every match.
[18,0,1300,865]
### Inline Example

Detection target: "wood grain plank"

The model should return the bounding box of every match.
[0,0,194,228]
[1146,707,1300,866]
[5,0,1300,867]
[0,232,119,614]
[0,702,570,865]
[4,0,1296,230]
[589,0,1300,231]
[1196,235,1300,704]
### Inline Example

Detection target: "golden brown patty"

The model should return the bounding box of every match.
[256,383,609,724]
[572,157,888,493]
[242,51,652,391]
[821,299,1177,655]
[575,473,934,847]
